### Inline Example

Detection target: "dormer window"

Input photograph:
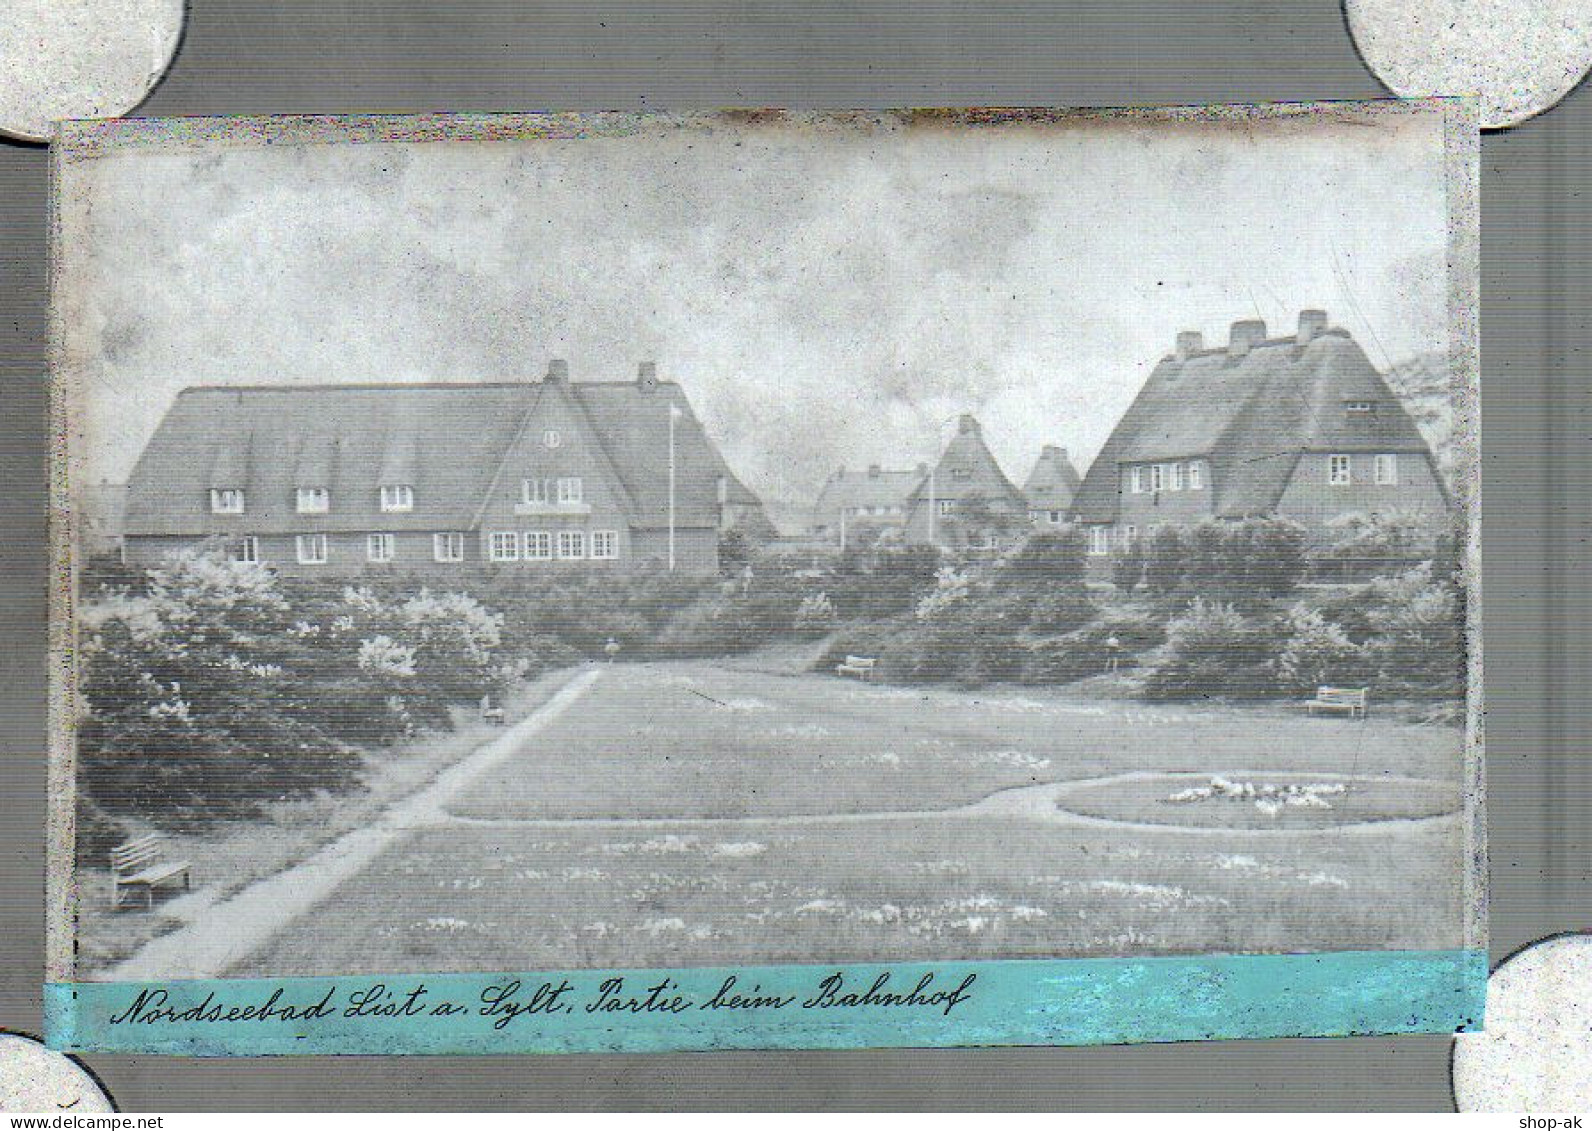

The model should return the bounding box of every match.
[380,485,413,512]
[210,488,245,514]
[296,487,330,514]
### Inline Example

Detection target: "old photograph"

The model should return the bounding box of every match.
[49,105,1480,986]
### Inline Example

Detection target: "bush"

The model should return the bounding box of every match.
[1234,517,1307,597]
[1022,613,1165,685]
[1003,527,1087,590]
[1026,586,1098,634]
[1141,598,1281,700]
[1324,508,1438,560]
[793,591,837,635]
[1109,540,1144,592]
[1273,605,1368,693]
[77,548,516,826]
[1143,526,1187,595]
[1363,564,1466,697]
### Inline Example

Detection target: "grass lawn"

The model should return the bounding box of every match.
[221,659,1466,977]
[449,660,1462,820]
[233,808,1464,976]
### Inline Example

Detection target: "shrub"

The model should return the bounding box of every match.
[77,548,517,825]
[1022,613,1165,685]
[915,565,974,622]
[1141,598,1280,700]
[1273,605,1367,693]
[1235,517,1308,596]
[793,591,838,635]
[1363,564,1466,697]
[1325,508,1438,560]
[1143,526,1187,595]
[1003,527,1087,590]
[1109,540,1144,592]
[1026,586,1098,634]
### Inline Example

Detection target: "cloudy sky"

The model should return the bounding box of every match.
[57,108,1455,520]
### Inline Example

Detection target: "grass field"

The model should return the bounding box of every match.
[217,659,1467,978]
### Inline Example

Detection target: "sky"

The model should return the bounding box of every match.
[57,108,1455,521]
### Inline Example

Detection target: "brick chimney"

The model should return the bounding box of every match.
[868,464,881,478]
[1297,309,1328,344]
[957,414,980,435]
[545,359,569,383]
[1228,319,1267,358]
[1042,444,1067,460]
[1175,331,1204,362]
[637,360,658,391]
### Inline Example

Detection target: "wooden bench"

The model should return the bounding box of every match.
[480,694,506,726]
[835,655,878,680]
[1307,686,1369,719]
[111,835,192,911]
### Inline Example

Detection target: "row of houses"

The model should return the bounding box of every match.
[111,360,772,576]
[99,309,1449,576]
[809,309,1450,557]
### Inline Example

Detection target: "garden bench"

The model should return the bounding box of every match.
[1307,686,1369,720]
[835,655,878,680]
[110,835,191,911]
[480,695,506,725]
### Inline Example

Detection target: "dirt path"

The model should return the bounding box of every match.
[100,666,603,982]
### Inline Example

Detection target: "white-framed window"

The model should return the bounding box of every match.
[524,531,553,560]
[543,429,561,449]
[296,487,330,514]
[296,533,328,565]
[1346,400,1376,415]
[556,476,583,504]
[1047,510,1064,524]
[591,530,619,559]
[1374,453,1398,485]
[380,485,413,512]
[1150,464,1165,492]
[1170,462,1185,491]
[557,530,586,559]
[1328,454,1352,486]
[367,533,394,563]
[488,531,520,561]
[210,488,246,514]
[233,535,259,564]
[1088,526,1112,555]
[433,532,465,562]
[1187,460,1205,490]
[1129,466,1144,494]
[937,499,955,516]
[522,477,552,505]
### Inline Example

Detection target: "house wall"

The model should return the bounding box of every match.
[473,384,638,565]
[1273,451,1450,547]
[1114,464,1218,532]
[630,527,719,573]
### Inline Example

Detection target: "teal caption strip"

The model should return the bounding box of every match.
[46,949,1485,1056]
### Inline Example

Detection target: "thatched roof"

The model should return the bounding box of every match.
[124,374,761,536]
[1071,321,1434,523]
[1022,445,1081,510]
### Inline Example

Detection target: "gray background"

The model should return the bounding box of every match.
[2,0,1587,1111]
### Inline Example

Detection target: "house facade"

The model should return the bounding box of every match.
[1069,310,1451,559]
[810,463,926,549]
[902,415,1029,549]
[120,360,768,576]
[1022,445,1081,527]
